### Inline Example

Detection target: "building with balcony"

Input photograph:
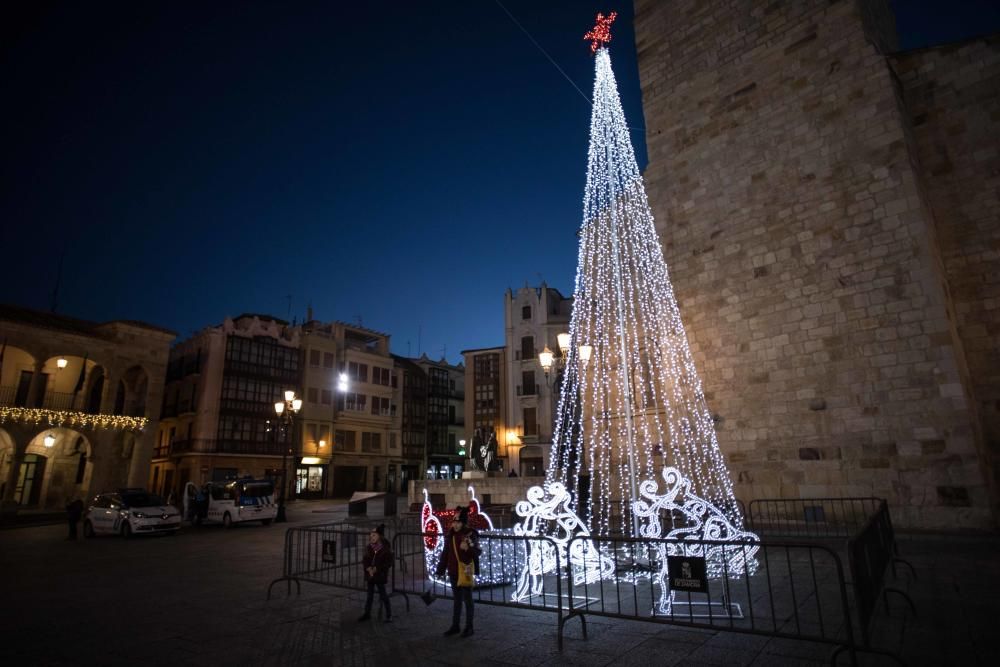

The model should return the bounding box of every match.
[414,355,465,480]
[0,303,173,514]
[392,354,427,495]
[152,314,299,499]
[504,284,572,477]
[324,321,399,496]
[461,345,511,470]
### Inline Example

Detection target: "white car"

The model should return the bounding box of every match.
[83,489,181,538]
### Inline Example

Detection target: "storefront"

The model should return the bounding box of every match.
[295,456,328,499]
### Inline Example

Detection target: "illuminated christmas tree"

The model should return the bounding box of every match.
[538,12,749,541]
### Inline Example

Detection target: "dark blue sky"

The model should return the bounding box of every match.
[2,1,998,362]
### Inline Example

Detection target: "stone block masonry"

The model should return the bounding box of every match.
[633,0,997,529]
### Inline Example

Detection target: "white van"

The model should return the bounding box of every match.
[184,478,277,528]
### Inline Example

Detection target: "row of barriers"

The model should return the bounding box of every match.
[268,497,916,665]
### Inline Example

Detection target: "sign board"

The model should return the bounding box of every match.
[322,539,336,564]
[667,555,708,593]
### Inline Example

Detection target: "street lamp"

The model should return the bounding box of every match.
[43,433,56,448]
[56,358,68,370]
[274,390,302,523]
[539,332,592,383]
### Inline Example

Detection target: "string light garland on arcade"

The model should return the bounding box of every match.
[0,407,147,432]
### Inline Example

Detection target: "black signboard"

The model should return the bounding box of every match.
[667,555,708,593]
[322,539,337,564]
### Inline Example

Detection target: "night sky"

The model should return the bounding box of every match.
[2,1,998,362]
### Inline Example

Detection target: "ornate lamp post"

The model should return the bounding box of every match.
[539,332,592,384]
[274,390,302,523]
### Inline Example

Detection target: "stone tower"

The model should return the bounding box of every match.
[633,0,999,530]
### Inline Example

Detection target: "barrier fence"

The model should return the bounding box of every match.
[747,497,885,540]
[848,500,917,650]
[563,536,865,662]
[268,498,913,662]
[390,530,566,637]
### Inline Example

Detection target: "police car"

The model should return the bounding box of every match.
[83,488,181,538]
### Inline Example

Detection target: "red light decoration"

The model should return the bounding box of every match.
[584,11,617,53]
[421,502,491,550]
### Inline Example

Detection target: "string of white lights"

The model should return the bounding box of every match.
[545,46,749,536]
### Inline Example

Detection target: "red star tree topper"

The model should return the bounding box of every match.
[584,11,617,53]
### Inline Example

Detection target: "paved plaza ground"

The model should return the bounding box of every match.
[1,501,997,666]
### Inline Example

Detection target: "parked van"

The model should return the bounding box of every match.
[183,478,276,528]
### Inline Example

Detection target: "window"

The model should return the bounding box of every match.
[449,405,456,423]
[389,433,398,449]
[449,432,456,449]
[522,305,531,320]
[306,423,318,443]
[362,432,382,453]
[321,389,332,405]
[309,350,321,367]
[521,336,534,360]
[323,352,334,368]
[391,373,398,388]
[319,424,330,444]
[307,387,318,404]
[335,429,356,451]
[521,370,536,395]
[347,362,369,383]
[524,407,537,436]
[343,392,367,411]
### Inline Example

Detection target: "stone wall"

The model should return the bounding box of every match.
[890,36,1000,524]
[633,0,994,529]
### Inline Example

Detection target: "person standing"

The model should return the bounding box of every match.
[358,524,393,622]
[436,506,481,637]
[65,496,84,540]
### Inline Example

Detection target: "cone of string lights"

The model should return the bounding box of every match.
[543,13,747,539]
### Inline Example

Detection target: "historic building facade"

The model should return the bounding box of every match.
[461,346,510,471]
[0,304,173,515]
[633,0,999,529]
[153,315,413,499]
[152,314,298,499]
[414,355,466,480]
[503,284,572,477]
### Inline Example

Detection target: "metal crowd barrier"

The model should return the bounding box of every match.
[390,530,567,643]
[562,535,868,664]
[266,525,409,615]
[847,500,917,653]
[747,497,885,540]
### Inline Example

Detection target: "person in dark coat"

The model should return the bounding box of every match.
[358,524,393,622]
[435,506,482,637]
[65,497,84,540]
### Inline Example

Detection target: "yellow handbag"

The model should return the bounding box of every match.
[453,536,476,587]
